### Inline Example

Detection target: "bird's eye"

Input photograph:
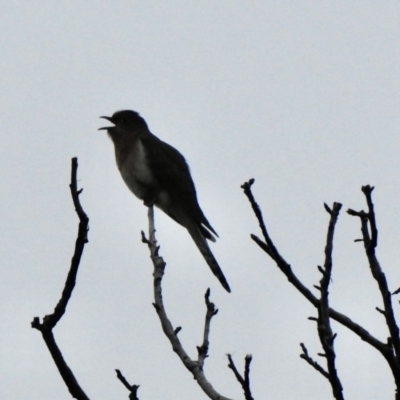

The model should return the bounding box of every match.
[117,118,125,124]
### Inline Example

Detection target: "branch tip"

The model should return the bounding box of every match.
[174,326,182,335]
[324,203,332,214]
[361,185,374,195]
[240,178,255,190]
[115,369,140,399]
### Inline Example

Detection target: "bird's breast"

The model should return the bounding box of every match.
[119,139,155,199]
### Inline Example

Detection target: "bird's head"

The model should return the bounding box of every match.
[99,110,148,133]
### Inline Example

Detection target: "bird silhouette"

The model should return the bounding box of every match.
[99,110,231,292]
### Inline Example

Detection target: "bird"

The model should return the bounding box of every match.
[99,110,231,292]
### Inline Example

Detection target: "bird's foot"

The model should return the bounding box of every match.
[143,197,155,207]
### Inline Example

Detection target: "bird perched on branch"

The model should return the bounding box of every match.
[99,110,231,292]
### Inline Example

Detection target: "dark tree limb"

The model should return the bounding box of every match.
[142,206,233,400]
[316,202,344,400]
[115,369,140,400]
[242,179,400,394]
[242,180,383,347]
[347,185,400,388]
[300,202,344,399]
[31,157,90,400]
[227,354,254,400]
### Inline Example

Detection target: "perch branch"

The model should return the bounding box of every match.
[142,206,233,400]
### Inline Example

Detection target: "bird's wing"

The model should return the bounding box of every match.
[141,133,218,238]
[142,133,195,197]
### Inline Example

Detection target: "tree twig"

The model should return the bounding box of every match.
[31,157,90,400]
[299,343,329,379]
[197,289,218,368]
[227,354,254,400]
[115,369,140,400]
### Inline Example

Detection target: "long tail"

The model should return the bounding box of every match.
[186,222,231,293]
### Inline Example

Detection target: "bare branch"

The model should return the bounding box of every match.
[242,179,288,264]
[143,206,233,400]
[299,343,329,379]
[242,180,400,388]
[197,289,219,368]
[227,354,254,400]
[347,185,400,384]
[115,369,140,400]
[31,157,90,400]
[317,202,344,399]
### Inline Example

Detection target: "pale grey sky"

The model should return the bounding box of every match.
[1,2,400,399]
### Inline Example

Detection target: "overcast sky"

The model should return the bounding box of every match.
[1,2,400,399]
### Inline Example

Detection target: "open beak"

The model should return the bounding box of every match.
[98,116,115,131]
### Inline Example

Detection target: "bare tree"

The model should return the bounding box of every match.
[242,179,400,400]
[31,158,253,400]
[32,160,400,399]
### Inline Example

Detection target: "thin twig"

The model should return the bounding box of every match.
[227,354,254,400]
[115,369,140,400]
[31,157,90,400]
[197,289,219,368]
[299,343,329,379]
